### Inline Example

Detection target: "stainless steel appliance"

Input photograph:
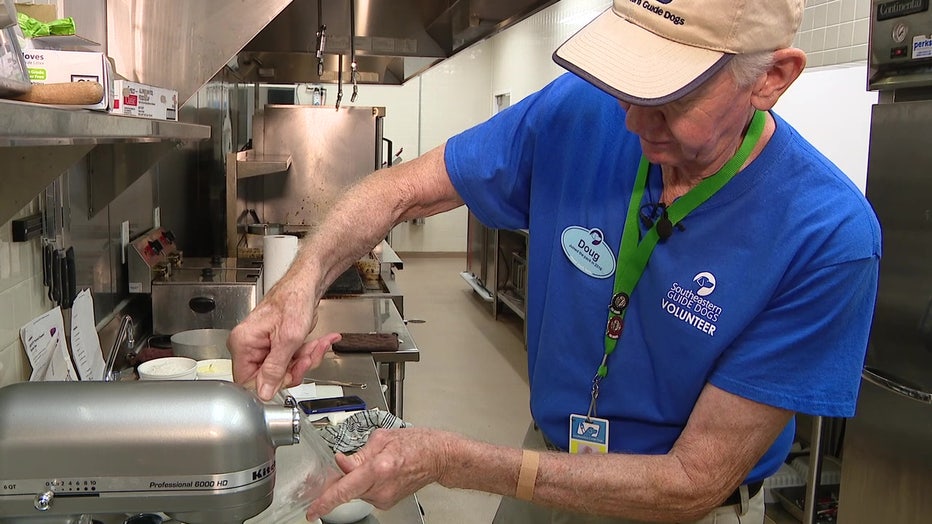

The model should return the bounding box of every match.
[837,2,932,522]
[226,104,386,260]
[0,381,300,524]
[152,257,261,335]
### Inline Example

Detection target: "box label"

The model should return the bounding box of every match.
[27,68,46,81]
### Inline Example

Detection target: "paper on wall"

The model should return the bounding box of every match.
[70,289,106,380]
[20,306,77,381]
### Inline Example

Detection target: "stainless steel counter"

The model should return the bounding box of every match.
[314,298,420,418]
[311,352,425,524]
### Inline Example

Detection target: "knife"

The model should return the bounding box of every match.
[63,246,76,309]
[50,249,63,306]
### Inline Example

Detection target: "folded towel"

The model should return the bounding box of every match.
[319,408,409,454]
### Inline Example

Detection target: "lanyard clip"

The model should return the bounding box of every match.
[586,354,608,421]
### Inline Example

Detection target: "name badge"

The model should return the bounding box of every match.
[568,414,610,454]
[561,226,615,279]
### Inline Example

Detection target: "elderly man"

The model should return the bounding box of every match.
[229,0,880,522]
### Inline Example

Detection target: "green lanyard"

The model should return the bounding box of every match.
[586,109,767,419]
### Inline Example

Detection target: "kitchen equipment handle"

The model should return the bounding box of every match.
[382,138,393,167]
[188,297,217,314]
[862,366,932,404]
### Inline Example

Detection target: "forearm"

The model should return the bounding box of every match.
[439,437,722,522]
[286,144,462,300]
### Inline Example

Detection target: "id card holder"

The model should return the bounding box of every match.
[568,414,609,454]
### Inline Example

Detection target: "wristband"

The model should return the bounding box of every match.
[516,450,540,501]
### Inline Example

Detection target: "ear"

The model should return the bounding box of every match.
[750,48,807,110]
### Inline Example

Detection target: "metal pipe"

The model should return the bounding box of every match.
[803,415,824,524]
[105,315,135,381]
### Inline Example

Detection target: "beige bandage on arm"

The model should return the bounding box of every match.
[516,450,540,501]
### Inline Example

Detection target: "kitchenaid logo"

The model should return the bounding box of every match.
[628,0,686,26]
[252,463,275,481]
[660,273,723,337]
[878,0,929,21]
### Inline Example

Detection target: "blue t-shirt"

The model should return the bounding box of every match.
[445,74,881,482]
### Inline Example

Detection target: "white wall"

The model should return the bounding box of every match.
[390,46,495,252]
[774,62,877,192]
[490,0,609,103]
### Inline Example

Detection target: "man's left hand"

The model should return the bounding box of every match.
[307,428,455,519]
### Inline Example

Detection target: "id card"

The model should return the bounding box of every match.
[568,414,609,454]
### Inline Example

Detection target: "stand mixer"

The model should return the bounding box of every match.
[0,381,301,524]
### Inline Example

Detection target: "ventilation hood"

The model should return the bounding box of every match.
[106,0,558,103]
[234,0,559,85]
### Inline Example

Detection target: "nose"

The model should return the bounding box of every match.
[621,103,665,137]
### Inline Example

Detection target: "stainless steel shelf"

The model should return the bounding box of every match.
[498,291,526,320]
[460,271,494,302]
[0,99,210,224]
[0,99,210,146]
[235,151,292,178]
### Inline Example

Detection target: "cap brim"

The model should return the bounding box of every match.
[553,9,733,106]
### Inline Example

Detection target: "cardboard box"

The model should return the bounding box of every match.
[111,79,177,121]
[14,4,58,23]
[21,49,111,110]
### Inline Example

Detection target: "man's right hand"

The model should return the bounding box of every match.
[228,277,341,401]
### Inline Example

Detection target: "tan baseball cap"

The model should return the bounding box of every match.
[553,0,804,105]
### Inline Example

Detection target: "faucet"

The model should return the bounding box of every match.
[105,315,135,382]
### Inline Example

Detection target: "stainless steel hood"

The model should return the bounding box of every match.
[234,0,559,85]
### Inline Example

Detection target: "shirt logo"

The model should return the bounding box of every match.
[662,274,724,337]
[693,271,716,297]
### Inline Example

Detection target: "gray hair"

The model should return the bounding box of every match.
[727,51,776,88]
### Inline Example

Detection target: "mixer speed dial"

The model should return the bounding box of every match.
[33,490,53,511]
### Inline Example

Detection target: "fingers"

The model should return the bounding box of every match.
[256,331,343,396]
[256,352,292,401]
[306,463,377,520]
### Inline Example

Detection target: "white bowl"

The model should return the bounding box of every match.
[196,358,233,381]
[321,499,374,524]
[138,357,197,381]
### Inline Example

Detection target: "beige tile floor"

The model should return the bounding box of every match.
[392,255,531,524]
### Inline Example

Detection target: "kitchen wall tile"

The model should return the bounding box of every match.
[825,25,840,50]
[856,0,871,19]
[813,4,829,34]
[809,51,825,68]
[798,31,813,52]
[836,47,853,64]
[827,0,842,26]
[854,19,870,45]
[824,49,839,65]
[838,22,855,48]
[812,28,828,52]
[0,288,15,350]
[841,0,858,21]
[852,44,869,61]
[0,340,26,386]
